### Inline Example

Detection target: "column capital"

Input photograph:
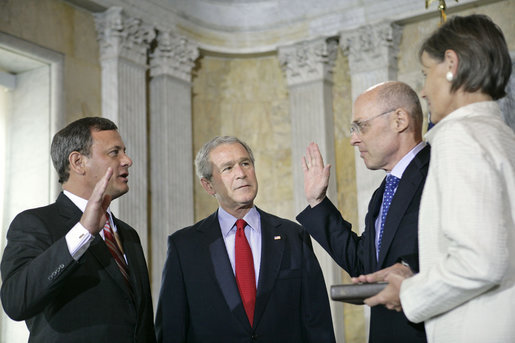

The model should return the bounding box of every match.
[340,21,402,74]
[150,30,200,82]
[278,37,338,87]
[94,7,155,66]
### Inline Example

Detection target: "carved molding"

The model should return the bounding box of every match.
[278,37,338,86]
[94,7,155,65]
[340,21,402,74]
[150,30,200,82]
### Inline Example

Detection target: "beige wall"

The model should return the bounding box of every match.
[192,55,292,221]
[0,0,102,123]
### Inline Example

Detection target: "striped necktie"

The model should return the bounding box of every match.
[103,214,130,287]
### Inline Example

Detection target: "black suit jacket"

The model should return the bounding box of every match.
[0,192,156,343]
[155,208,335,343]
[297,145,430,343]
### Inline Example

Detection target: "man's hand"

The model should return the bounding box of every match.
[351,263,414,312]
[301,142,331,208]
[80,168,113,235]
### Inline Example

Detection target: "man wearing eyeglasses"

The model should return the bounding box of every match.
[297,81,429,342]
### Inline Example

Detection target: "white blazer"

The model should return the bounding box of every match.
[400,101,515,343]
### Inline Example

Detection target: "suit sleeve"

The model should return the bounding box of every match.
[300,231,336,343]
[0,211,78,321]
[296,197,367,276]
[155,236,189,343]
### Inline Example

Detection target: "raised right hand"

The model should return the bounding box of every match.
[80,168,113,235]
[301,142,331,208]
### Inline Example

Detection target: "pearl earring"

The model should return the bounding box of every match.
[446,71,454,82]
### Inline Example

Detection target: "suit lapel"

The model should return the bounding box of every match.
[253,209,285,329]
[81,213,134,299]
[55,193,134,298]
[56,192,84,235]
[88,233,134,298]
[368,183,385,271]
[113,217,139,300]
[201,212,250,329]
[377,145,430,267]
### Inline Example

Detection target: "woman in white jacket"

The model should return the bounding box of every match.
[359,14,515,343]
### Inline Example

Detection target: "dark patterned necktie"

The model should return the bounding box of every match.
[377,175,400,259]
[103,214,130,286]
[235,219,256,326]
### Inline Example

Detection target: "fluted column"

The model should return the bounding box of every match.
[95,7,155,257]
[149,30,199,300]
[340,21,402,339]
[278,37,344,342]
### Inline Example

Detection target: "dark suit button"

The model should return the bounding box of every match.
[251,334,257,341]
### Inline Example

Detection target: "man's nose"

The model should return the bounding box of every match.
[349,131,360,146]
[234,164,246,178]
[121,153,133,167]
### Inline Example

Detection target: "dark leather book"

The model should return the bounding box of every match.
[330,283,387,305]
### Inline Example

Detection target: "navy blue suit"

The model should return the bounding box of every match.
[155,208,335,343]
[297,145,430,343]
[1,193,156,343]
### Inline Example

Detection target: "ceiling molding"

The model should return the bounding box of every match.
[64,0,501,54]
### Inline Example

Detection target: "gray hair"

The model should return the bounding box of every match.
[375,81,424,131]
[195,136,255,180]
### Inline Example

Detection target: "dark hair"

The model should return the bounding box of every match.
[51,117,118,184]
[419,14,512,100]
[195,136,255,180]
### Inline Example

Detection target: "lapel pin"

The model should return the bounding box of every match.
[274,235,281,240]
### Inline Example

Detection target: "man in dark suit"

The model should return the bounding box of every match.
[297,81,429,342]
[155,136,335,343]
[1,117,156,343]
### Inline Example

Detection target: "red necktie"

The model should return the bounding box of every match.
[235,219,256,325]
[103,214,131,287]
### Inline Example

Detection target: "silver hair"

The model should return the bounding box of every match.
[194,136,255,180]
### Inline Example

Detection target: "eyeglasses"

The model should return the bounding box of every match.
[350,109,396,135]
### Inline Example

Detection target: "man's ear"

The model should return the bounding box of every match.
[393,108,409,133]
[200,177,216,196]
[68,151,86,176]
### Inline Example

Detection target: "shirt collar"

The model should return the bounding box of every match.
[218,206,261,238]
[389,141,426,179]
[63,190,112,216]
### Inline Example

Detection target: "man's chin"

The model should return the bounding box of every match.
[363,161,380,171]
[109,187,129,200]
[234,196,256,208]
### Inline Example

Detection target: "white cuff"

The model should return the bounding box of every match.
[65,223,94,260]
